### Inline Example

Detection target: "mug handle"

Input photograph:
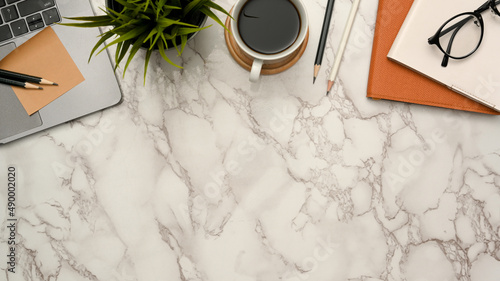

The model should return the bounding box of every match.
[250,59,263,82]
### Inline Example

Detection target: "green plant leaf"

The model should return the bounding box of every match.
[144,48,153,83]
[160,31,169,47]
[149,26,165,48]
[144,0,151,11]
[123,33,148,76]
[114,0,141,11]
[177,25,209,35]
[204,1,232,18]
[107,18,145,36]
[156,0,167,19]
[183,0,205,17]
[115,41,123,67]
[158,40,182,69]
[63,15,112,22]
[163,5,182,10]
[115,40,132,70]
[88,31,115,62]
[162,31,175,40]
[170,0,182,8]
[179,34,187,55]
[60,21,112,28]
[61,15,114,28]
[144,26,159,43]
[172,37,180,54]
[156,18,198,28]
[105,6,132,23]
[158,5,179,19]
[199,6,226,30]
[170,25,180,41]
[135,3,149,16]
[64,0,233,83]
[106,24,149,47]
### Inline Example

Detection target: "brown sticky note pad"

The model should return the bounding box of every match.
[0,26,85,115]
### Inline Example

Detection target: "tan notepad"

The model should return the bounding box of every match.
[0,26,85,115]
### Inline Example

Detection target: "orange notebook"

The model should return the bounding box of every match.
[366,0,499,115]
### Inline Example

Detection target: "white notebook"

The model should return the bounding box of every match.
[388,0,500,112]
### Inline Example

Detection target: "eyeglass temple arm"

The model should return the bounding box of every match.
[428,0,492,43]
[475,0,492,13]
[428,15,474,43]
[441,25,463,67]
[427,15,471,67]
[429,0,494,43]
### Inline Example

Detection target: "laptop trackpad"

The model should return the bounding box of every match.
[0,43,42,141]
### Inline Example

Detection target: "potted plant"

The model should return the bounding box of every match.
[63,0,231,80]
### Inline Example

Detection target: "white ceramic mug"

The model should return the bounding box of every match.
[230,0,309,82]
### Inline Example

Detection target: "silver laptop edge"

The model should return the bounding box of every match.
[0,0,122,144]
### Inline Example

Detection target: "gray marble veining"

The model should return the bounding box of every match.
[1,0,500,280]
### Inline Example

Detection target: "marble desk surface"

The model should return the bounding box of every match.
[2,0,500,280]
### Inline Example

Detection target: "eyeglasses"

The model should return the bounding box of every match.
[428,0,500,67]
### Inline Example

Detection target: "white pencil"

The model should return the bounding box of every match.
[326,0,361,95]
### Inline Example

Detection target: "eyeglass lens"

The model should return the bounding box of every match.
[438,14,482,58]
[440,0,500,58]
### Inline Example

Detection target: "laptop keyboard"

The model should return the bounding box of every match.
[0,0,60,43]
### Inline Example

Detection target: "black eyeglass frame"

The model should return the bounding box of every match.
[428,0,500,67]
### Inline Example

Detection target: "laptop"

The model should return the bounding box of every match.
[0,0,122,144]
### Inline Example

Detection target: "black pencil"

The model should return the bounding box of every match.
[313,0,336,83]
[0,76,43,89]
[0,69,57,85]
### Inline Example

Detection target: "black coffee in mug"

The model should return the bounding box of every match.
[237,0,301,54]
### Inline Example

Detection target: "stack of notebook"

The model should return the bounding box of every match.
[367,0,500,115]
